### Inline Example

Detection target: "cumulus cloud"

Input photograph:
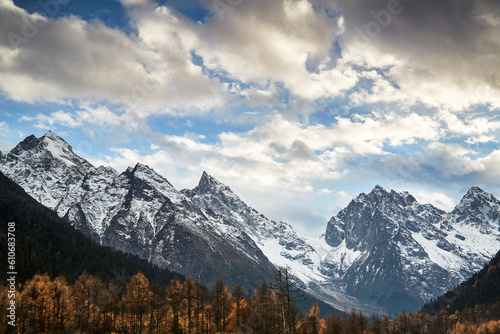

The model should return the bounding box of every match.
[479,150,500,178]
[407,189,457,212]
[90,111,443,200]
[426,142,485,177]
[3,0,499,114]
[331,0,500,110]
[438,110,500,136]
[0,0,226,112]
[466,135,497,145]
[349,70,411,107]
[21,110,81,129]
[179,0,358,101]
[379,141,487,184]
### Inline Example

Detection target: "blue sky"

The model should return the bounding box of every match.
[1,0,500,236]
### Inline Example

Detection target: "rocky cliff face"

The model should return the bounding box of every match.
[183,171,322,283]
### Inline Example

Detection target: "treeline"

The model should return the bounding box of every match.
[0,268,306,334]
[2,270,500,334]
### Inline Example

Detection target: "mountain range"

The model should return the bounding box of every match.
[1,131,499,314]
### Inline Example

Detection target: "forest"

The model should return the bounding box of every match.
[1,166,500,333]
[2,268,500,334]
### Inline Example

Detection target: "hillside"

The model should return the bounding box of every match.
[0,170,181,286]
[422,249,500,315]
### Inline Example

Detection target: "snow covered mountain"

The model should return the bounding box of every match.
[323,186,500,313]
[1,131,500,315]
[183,172,321,283]
[181,174,500,314]
[0,131,94,209]
[182,171,384,313]
[0,132,276,289]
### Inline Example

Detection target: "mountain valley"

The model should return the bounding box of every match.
[1,131,500,315]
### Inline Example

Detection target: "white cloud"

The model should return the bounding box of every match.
[183,0,358,101]
[332,0,500,111]
[0,0,226,112]
[119,0,152,7]
[87,109,443,196]
[408,189,457,212]
[2,0,500,114]
[349,71,410,107]
[424,142,485,177]
[479,149,500,179]
[466,135,497,145]
[438,110,500,136]
[77,105,122,127]
[21,110,81,129]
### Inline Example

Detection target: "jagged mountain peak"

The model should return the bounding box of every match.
[452,186,499,214]
[41,131,88,167]
[131,162,158,175]
[9,131,92,170]
[0,132,95,209]
[324,184,500,313]
[354,186,419,210]
[95,165,117,174]
[42,130,64,142]
[11,134,40,153]
[371,184,388,195]
[199,170,219,187]
[448,186,500,230]
[125,162,177,196]
[460,186,496,203]
[193,171,233,196]
[128,162,168,181]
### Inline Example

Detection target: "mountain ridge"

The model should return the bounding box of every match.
[0,132,277,290]
[0,169,181,286]
[1,131,500,315]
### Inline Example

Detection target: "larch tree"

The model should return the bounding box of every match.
[49,276,70,331]
[299,303,322,334]
[271,267,307,334]
[166,276,185,334]
[125,272,152,334]
[71,272,103,333]
[96,282,120,333]
[183,277,197,334]
[232,283,247,331]
[21,273,52,333]
[324,315,345,334]
[211,278,232,333]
